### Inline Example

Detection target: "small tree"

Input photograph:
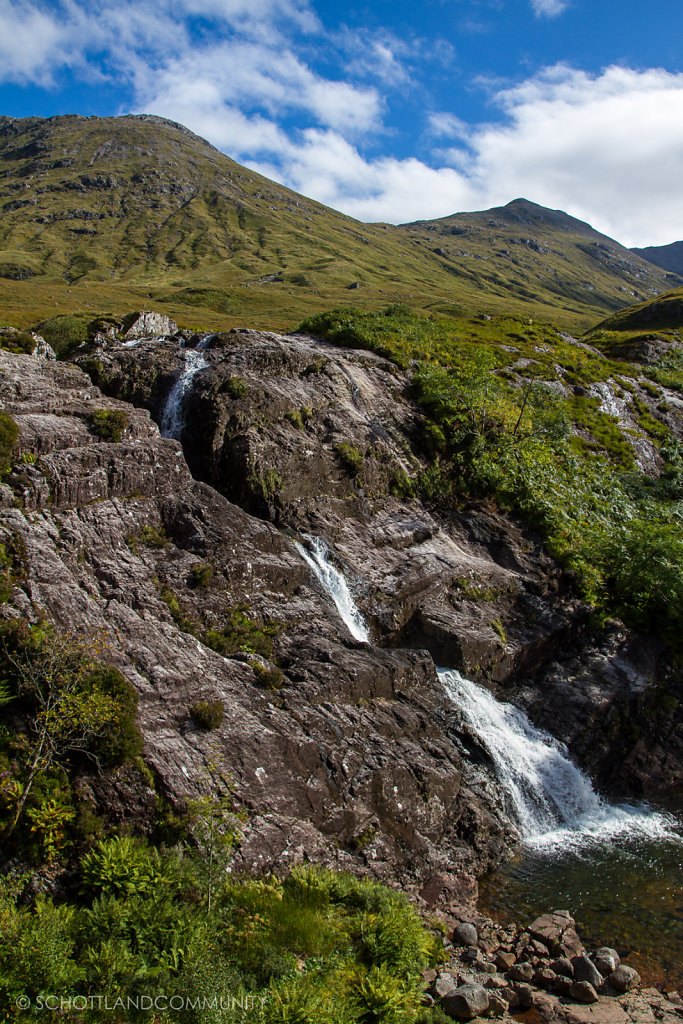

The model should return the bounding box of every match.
[1,625,123,836]
[186,761,243,914]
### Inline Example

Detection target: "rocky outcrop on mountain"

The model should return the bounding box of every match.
[72,326,683,801]
[0,349,517,884]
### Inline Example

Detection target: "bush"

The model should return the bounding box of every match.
[189,561,214,587]
[335,442,364,478]
[89,408,129,442]
[0,329,36,355]
[204,609,280,659]
[37,314,90,359]
[225,376,247,398]
[80,835,163,898]
[190,700,225,730]
[252,662,284,690]
[0,410,18,475]
[84,664,143,764]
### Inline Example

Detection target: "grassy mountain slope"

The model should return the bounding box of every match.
[401,199,678,324]
[0,114,676,332]
[632,240,683,277]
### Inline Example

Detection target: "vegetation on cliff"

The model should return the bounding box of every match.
[300,305,683,643]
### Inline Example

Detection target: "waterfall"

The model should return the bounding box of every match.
[159,337,212,440]
[293,535,370,642]
[440,668,681,853]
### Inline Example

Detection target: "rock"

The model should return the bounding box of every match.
[431,972,458,999]
[509,962,534,983]
[498,986,520,1010]
[515,984,534,1010]
[553,976,574,997]
[494,951,516,971]
[551,957,574,978]
[608,965,640,992]
[533,967,557,989]
[569,980,599,1003]
[484,976,508,990]
[442,984,489,1020]
[123,311,179,340]
[529,911,582,957]
[486,993,508,1018]
[592,947,620,975]
[452,922,478,947]
[571,953,604,989]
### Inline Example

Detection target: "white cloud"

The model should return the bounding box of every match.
[530,0,569,17]
[173,64,683,246]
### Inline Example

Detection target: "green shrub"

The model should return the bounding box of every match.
[190,700,225,730]
[84,664,143,764]
[37,314,90,359]
[189,561,215,587]
[351,964,418,1024]
[335,442,364,478]
[88,408,129,442]
[204,608,280,660]
[285,409,304,430]
[0,410,18,475]
[0,329,36,355]
[252,662,284,690]
[80,835,163,898]
[225,376,247,398]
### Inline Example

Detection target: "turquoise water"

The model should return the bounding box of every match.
[480,831,683,986]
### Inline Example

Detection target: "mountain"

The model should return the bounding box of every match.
[632,239,683,277]
[0,114,676,332]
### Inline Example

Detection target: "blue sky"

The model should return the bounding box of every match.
[2,0,683,245]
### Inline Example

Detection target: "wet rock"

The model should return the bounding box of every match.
[452,922,478,947]
[442,984,489,1020]
[608,964,640,992]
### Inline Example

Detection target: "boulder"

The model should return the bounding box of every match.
[569,980,599,1003]
[593,947,620,975]
[452,922,478,947]
[123,311,179,340]
[442,984,489,1021]
[571,953,604,990]
[486,993,508,1018]
[508,962,534,983]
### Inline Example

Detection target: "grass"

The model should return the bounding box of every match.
[0,115,675,335]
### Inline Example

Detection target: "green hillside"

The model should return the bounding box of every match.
[0,114,676,332]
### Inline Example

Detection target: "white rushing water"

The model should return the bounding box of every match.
[288,540,679,854]
[159,336,212,440]
[440,668,681,854]
[293,535,370,642]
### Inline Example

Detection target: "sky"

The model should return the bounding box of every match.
[1,0,683,246]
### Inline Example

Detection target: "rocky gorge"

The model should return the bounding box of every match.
[0,311,682,1020]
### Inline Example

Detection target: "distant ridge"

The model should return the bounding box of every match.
[0,113,677,330]
[632,240,683,277]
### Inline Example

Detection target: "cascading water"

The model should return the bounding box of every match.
[283,545,682,976]
[159,335,212,440]
[440,668,680,852]
[293,535,370,642]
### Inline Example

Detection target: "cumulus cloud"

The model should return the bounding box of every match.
[2,2,683,246]
[530,0,569,17]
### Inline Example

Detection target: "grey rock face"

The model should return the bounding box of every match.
[0,347,512,885]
